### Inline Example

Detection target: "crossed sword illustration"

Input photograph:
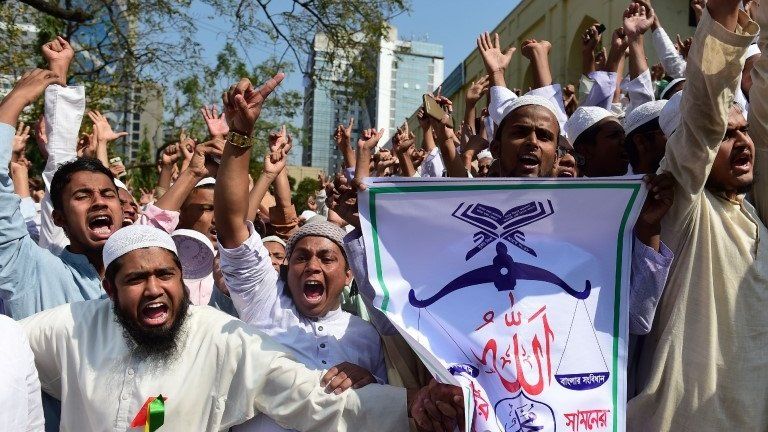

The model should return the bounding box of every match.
[452,200,555,261]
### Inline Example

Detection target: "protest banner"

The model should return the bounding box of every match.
[359,177,647,432]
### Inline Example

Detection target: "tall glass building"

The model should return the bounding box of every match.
[302,27,443,174]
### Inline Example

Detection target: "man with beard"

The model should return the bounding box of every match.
[475,27,674,336]
[21,223,461,431]
[628,1,768,429]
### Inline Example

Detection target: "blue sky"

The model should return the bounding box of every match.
[185,0,522,102]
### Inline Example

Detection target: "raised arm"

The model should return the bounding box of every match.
[522,39,569,128]
[153,139,222,212]
[352,128,384,189]
[215,74,290,325]
[392,123,417,178]
[581,24,602,76]
[88,110,127,168]
[623,1,656,112]
[477,32,516,89]
[0,69,61,307]
[464,76,489,133]
[582,28,627,109]
[38,37,82,254]
[747,1,768,224]
[646,0,687,79]
[660,1,757,215]
[333,117,356,169]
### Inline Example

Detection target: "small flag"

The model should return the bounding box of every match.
[130,395,166,432]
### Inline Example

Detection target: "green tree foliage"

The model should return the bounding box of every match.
[292,177,320,214]
[126,134,158,199]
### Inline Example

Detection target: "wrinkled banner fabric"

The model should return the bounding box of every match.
[359,177,646,432]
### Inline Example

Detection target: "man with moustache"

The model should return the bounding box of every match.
[20,222,462,431]
[629,0,768,429]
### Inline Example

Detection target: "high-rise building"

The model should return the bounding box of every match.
[376,28,444,140]
[302,28,444,174]
[112,82,164,161]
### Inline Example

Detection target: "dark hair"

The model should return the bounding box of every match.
[105,247,183,287]
[50,157,116,212]
[624,118,661,170]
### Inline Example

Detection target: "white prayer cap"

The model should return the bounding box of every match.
[659,78,686,100]
[477,149,493,160]
[659,91,683,138]
[114,178,129,192]
[623,100,667,135]
[745,43,761,60]
[195,177,216,188]
[300,210,317,220]
[262,235,286,247]
[103,224,178,269]
[489,88,559,131]
[488,86,518,126]
[564,106,615,147]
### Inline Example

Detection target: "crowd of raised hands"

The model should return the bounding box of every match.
[1,0,765,429]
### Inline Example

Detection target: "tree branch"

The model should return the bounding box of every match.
[16,0,93,22]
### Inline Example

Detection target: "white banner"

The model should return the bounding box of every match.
[359,177,646,432]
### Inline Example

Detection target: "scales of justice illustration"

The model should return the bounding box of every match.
[408,200,611,391]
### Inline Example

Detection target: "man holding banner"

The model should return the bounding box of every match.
[628,1,768,430]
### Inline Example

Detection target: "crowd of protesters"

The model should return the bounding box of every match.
[0,0,766,430]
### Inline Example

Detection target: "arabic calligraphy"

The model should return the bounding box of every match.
[473,295,555,396]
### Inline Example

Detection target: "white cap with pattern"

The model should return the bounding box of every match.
[623,100,667,135]
[489,88,560,134]
[564,106,616,147]
[103,224,178,269]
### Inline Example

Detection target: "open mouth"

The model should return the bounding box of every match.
[209,227,217,239]
[140,301,170,327]
[302,280,325,305]
[557,169,575,178]
[730,149,753,174]
[122,215,135,226]
[518,154,540,172]
[87,213,115,239]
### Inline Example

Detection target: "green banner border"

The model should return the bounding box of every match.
[367,182,641,432]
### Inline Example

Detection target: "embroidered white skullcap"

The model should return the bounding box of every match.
[477,149,493,160]
[745,43,761,60]
[564,106,616,147]
[489,87,559,131]
[262,235,286,247]
[624,100,667,135]
[659,78,686,100]
[103,224,178,269]
[659,91,683,138]
[113,178,129,191]
[195,177,216,188]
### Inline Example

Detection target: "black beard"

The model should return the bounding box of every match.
[113,288,191,363]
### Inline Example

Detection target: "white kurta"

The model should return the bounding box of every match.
[0,315,44,431]
[628,9,768,431]
[219,223,388,432]
[21,299,408,432]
